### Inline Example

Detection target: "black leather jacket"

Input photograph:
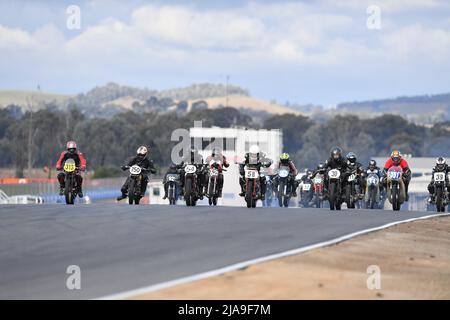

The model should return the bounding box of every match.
[239,153,272,175]
[124,156,157,175]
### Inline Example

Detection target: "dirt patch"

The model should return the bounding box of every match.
[131,216,450,300]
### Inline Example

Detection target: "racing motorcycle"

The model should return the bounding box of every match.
[432,171,449,213]
[298,175,313,208]
[327,168,343,211]
[344,168,362,209]
[183,163,203,206]
[124,164,149,205]
[365,172,381,209]
[386,166,406,211]
[276,165,293,207]
[206,160,225,206]
[244,166,261,208]
[62,159,79,205]
[166,172,181,205]
[261,170,274,207]
[312,173,325,208]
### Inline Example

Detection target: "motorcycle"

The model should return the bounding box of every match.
[312,173,325,208]
[124,165,149,205]
[261,171,274,207]
[365,173,380,209]
[244,166,261,208]
[386,166,405,211]
[206,160,225,206]
[276,166,293,207]
[344,168,362,209]
[432,171,449,212]
[183,163,202,206]
[327,168,342,211]
[166,172,181,205]
[298,176,313,208]
[62,159,79,205]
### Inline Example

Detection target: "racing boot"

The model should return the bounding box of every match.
[59,186,64,196]
[239,182,245,197]
[162,184,168,200]
[116,192,127,201]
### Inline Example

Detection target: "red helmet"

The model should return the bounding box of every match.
[390,149,402,165]
[67,141,77,154]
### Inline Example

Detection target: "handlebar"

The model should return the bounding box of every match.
[122,165,150,172]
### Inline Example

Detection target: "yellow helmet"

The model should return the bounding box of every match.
[280,153,290,161]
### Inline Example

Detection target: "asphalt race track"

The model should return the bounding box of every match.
[0,204,437,299]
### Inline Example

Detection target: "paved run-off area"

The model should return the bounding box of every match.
[0,204,447,299]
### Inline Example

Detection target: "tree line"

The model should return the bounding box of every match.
[0,105,448,178]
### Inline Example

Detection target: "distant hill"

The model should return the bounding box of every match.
[2,84,449,124]
[338,93,450,122]
[0,90,71,109]
[186,95,301,115]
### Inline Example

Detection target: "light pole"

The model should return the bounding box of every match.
[225,75,229,108]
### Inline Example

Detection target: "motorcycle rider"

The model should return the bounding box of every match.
[180,147,206,199]
[299,169,314,183]
[297,168,314,200]
[205,147,230,197]
[162,163,182,200]
[367,159,381,174]
[311,162,327,179]
[363,159,383,194]
[324,146,348,193]
[239,144,273,200]
[56,141,86,197]
[427,157,450,204]
[273,153,299,197]
[117,146,157,201]
[343,152,365,199]
[383,149,412,201]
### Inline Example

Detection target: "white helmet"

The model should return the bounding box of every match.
[436,157,446,170]
[249,144,260,155]
[137,146,148,156]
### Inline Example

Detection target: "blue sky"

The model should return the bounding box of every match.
[1,0,450,107]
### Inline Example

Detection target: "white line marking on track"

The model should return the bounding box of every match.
[97,212,450,300]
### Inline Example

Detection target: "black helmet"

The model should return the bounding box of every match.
[369,159,377,169]
[330,146,342,160]
[436,157,446,171]
[317,162,326,172]
[169,163,177,170]
[346,152,357,164]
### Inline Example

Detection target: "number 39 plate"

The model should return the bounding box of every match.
[434,172,446,182]
[328,169,340,179]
